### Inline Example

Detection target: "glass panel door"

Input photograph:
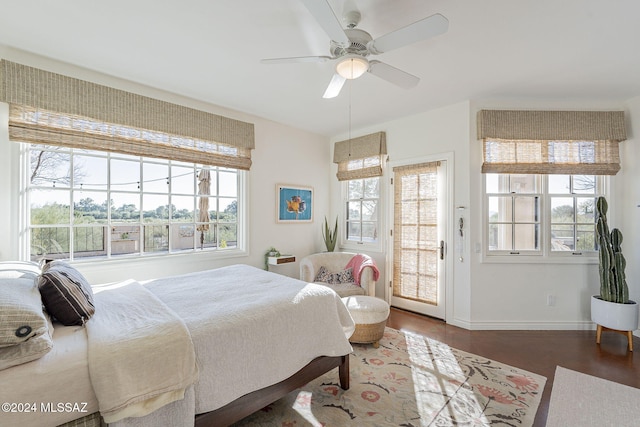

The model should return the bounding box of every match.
[391,160,446,319]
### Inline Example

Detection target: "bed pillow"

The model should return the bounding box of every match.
[0,316,53,370]
[38,260,95,326]
[0,262,49,348]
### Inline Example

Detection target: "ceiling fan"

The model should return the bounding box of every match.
[261,0,449,98]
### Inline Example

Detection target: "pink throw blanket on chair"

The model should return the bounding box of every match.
[345,254,380,286]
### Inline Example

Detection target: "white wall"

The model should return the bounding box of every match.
[250,119,330,278]
[336,97,636,331]
[0,47,330,283]
[0,102,19,261]
[329,101,473,327]
[468,99,630,330]
[621,96,640,321]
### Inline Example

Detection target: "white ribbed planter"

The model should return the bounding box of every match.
[591,296,639,331]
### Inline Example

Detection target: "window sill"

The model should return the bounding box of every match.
[481,253,598,265]
[340,241,384,254]
[67,247,248,268]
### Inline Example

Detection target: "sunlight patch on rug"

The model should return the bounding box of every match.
[404,330,491,425]
[292,390,322,427]
[233,327,546,426]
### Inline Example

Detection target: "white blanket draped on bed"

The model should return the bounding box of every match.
[143,264,355,415]
[86,265,353,427]
[87,280,198,424]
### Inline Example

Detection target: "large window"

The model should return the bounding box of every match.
[485,173,604,258]
[344,177,380,246]
[27,144,243,262]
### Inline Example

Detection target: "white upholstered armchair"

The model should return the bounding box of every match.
[299,252,377,297]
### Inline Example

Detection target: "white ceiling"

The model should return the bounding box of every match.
[1,0,639,137]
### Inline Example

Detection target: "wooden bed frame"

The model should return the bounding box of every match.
[194,354,350,426]
[56,354,349,427]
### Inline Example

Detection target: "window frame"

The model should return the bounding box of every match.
[482,173,607,264]
[22,144,248,263]
[486,174,542,256]
[340,175,383,253]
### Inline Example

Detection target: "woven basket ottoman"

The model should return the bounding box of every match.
[342,295,390,348]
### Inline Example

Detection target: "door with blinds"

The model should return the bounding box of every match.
[390,160,447,319]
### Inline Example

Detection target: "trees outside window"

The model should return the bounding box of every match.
[485,173,604,258]
[344,177,380,246]
[28,145,242,261]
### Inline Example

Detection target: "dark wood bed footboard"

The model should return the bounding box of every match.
[55,355,348,427]
[195,354,350,427]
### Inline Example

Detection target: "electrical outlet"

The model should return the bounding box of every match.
[547,294,556,306]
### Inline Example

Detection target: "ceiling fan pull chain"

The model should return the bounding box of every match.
[348,77,352,157]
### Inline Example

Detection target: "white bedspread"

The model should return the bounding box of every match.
[0,265,354,427]
[87,280,198,423]
[143,264,355,414]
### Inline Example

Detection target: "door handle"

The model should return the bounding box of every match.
[439,240,445,260]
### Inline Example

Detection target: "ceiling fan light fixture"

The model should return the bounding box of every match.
[336,55,369,79]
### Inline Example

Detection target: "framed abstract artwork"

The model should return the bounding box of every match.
[276,184,313,223]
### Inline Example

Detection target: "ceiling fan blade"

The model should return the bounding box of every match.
[260,56,332,64]
[300,0,350,47]
[368,13,449,54]
[368,60,419,89]
[323,74,346,98]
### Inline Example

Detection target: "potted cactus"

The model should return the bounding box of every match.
[590,196,638,339]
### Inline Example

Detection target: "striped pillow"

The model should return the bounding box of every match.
[38,261,95,326]
[0,316,53,370]
[0,262,49,348]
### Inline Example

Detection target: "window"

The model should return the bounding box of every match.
[485,173,604,258]
[477,110,623,261]
[27,144,243,262]
[344,177,380,246]
[333,131,386,250]
[486,174,541,253]
[548,175,599,253]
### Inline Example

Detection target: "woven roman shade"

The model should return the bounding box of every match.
[0,60,255,169]
[392,161,440,305]
[333,131,387,181]
[477,110,627,175]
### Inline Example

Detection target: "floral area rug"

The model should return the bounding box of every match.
[233,327,546,426]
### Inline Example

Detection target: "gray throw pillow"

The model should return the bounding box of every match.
[0,317,53,370]
[0,261,54,370]
[0,262,48,348]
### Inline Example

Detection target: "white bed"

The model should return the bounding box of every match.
[0,264,355,427]
[0,318,99,427]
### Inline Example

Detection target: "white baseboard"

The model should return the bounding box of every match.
[448,317,472,330]
[447,319,596,331]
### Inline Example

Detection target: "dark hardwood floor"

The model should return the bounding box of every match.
[386,307,640,427]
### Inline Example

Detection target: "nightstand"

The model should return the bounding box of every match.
[267,255,296,265]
